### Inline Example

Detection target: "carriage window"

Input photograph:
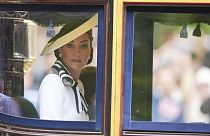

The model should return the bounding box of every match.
[133,12,210,123]
[0,7,105,131]
[124,7,210,132]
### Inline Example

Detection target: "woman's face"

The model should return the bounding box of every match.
[60,33,91,71]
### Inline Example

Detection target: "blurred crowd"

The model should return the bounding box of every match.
[152,25,210,123]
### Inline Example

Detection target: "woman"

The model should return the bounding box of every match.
[37,13,98,121]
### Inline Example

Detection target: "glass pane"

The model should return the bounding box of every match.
[0,11,98,121]
[132,12,210,123]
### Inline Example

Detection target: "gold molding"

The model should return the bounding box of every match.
[111,0,123,136]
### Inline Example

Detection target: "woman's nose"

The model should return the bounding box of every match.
[74,46,80,56]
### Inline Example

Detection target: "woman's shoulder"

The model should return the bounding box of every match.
[39,73,65,95]
[42,73,61,82]
[40,73,63,88]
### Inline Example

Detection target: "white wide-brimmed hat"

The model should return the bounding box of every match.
[41,13,98,55]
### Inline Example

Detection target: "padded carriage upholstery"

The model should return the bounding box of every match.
[12,96,39,118]
[0,93,39,118]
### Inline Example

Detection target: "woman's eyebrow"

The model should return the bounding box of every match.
[80,40,88,43]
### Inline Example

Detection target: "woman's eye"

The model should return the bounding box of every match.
[66,43,73,48]
[80,44,88,48]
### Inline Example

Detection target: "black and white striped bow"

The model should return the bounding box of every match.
[51,60,88,114]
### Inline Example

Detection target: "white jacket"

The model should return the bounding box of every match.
[37,73,89,121]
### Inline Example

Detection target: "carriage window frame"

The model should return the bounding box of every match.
[0,3,106,132]
[123,5,210,133]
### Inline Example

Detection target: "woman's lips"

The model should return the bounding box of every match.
[71,59,81,62]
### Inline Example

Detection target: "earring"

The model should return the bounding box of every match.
[59,53,62,57]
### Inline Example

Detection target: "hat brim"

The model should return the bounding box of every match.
[41,13,98,55]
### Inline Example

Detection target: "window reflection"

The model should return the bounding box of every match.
[132,13,210,123]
